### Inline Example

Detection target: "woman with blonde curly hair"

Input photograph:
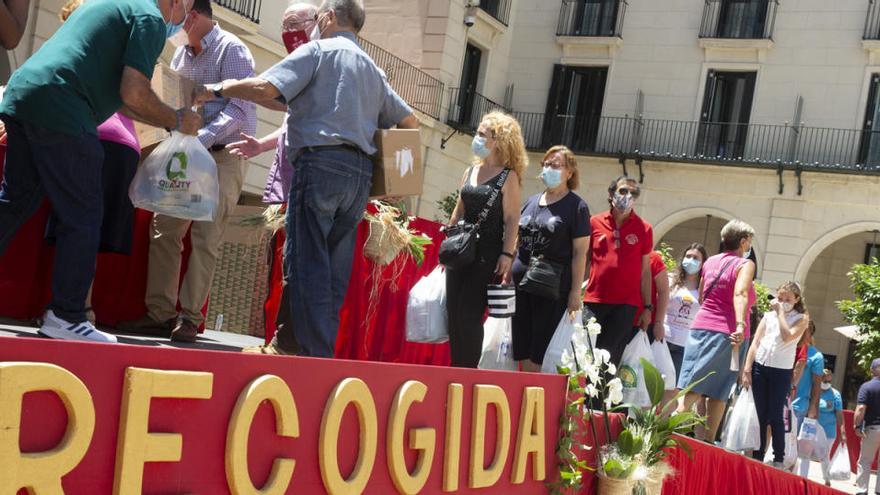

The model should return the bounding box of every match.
[446,111,525,367]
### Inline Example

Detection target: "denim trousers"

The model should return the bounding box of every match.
[0,115,103,323]
[281,148,372,357]
[750,362,793,463]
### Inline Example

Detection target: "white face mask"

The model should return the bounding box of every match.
[781,301,794,313]
[820,383,832,391]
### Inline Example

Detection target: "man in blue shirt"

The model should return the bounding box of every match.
[855,358,880,495]
[193,0,419,357]
[792,322,823,425]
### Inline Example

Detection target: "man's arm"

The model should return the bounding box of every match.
[653,267,669,340]
[0,0,30,49]
[397,114,420,129]
[637,253,652,330]
[121,66,201,135]
[855,404,867,437]
[807,369,822,419]
[194,77,281,106]
[791,358,806,391]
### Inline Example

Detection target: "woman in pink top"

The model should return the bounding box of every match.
[676,219,757,444]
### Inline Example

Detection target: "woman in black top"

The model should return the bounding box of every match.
[512,146,590,371]
[446,111,526,367]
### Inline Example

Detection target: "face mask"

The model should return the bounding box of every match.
[472,136,491,159]
[282,30,310,53]
[612,192,634,212]
[541,167,563,188]
[782,301,794,313]
[682,257,702,275]
[743,247,752,259]
[168,28,189,47]
[165,0,188,39]
[315,11,330,39]
[821,383,832,391]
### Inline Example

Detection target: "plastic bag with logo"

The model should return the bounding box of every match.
[619,330,654,408]
[478,317,517,371]
[797,417,819,459]
[405,266,448,343]
[129,132,219,221]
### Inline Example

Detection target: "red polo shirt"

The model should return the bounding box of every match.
[584,209,654,307]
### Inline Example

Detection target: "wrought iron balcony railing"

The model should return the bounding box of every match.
[358,38,445,120]
[557,0,627,38]
[447,88,510,134]
[513,113,880,174]
[479,0,512,26]
[213,0,262,24]
[699,0,778,40]
[866,0,880,40]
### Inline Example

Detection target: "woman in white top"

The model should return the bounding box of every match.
[664,243,708,379]
[742,281,810,466]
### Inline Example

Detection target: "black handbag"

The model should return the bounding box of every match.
[519,255,564,299]
[438,168,509,269]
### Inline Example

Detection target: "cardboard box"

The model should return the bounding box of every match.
[369,129,423,198]
[133,64,197,149]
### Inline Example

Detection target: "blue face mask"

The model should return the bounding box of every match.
[681,257,702,275]
[541,167,563,188]
[165,1,187,39]
[472,136,491,159]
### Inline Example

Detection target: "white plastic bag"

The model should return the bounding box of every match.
[405,266,448,343]
[797,417,819,459]
[784,412,799,468]
[721,388,761,452]
[541,311,580,374]
[650,340,677,390]
[130,132,219,221]
[619,331,654,407]
[478,317,517,371]
[829,445,852,481]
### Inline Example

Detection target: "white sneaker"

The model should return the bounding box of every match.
[39,310,118,344]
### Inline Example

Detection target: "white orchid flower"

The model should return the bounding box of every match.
[606,377,624,406]
[606,363,617,376]
[585,383,598,398]
[586,317,602,336]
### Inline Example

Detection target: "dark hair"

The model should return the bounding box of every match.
[192,0,212,17]
[672,243,708,288]
[607,175,639,196]
[808,320,817,336]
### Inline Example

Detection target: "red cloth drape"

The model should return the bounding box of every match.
[0,143,206,326]
[841,409,880,473]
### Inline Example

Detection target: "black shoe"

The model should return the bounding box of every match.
[170,319,199,343]
[116,315,176,337]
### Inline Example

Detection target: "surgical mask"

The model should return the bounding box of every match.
[282,30,310,53]
[472,136,491,159]
[743,248,752,259]
[168,28,189,47]
[821,383,831,391]
[541,167,563,188]
[612,192,634,212]
[165,1,188,39]
[782,301,794,313]
[682,258,702,275]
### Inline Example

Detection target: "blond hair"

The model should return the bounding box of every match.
[542,145,579,190]
[474,111,528,184]
[59,0,83,21]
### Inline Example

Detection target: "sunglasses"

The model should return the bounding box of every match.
[616,187,639,197]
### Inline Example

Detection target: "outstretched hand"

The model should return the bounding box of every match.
[226,133,263,159]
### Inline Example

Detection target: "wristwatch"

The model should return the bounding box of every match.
[165,108,183,132]
[211,82,224,99]
[643,304,654,310]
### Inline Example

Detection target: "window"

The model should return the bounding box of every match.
[696,70,757,159]
[859,74,880,168]
[454,43,483,130]
[542,65,608,153]
[557,0,624,37]
[865,243,880,264]
[700,0,777,40]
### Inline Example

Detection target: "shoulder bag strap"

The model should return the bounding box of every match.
[700,256,740,304]
[474,168,510,229]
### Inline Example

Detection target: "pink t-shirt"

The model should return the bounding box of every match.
[97,113,139,153]
[690,252,757,338]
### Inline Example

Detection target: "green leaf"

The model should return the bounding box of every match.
[603,459,626,478]
[660,370,716,416]
[616,429,644,457]
[641,358,665,407]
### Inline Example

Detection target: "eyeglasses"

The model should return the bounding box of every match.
[616,187,639,197]
[541,160,565,169]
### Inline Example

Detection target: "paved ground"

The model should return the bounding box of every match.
[802,457,877,494]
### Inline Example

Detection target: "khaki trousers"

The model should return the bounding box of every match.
[145,149,245,325]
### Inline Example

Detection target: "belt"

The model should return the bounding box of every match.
[210,144,227,152]
[298,144,365,157]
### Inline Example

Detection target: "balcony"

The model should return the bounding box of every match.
[213,0,262,24]
[478,0,512,27]
[513,113,880,175]
[447,88,510,134]
[867,0,880,40]
[699,0,778,40]
[358,38,445,120]
[557,0,627,37]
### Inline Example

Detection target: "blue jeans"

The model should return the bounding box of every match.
[0,115,103,323]
[283,147,372,357]
[750,362,793,463]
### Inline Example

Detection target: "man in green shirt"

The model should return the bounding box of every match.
[0,0,201,343]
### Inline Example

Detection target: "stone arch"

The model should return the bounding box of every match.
[794,221,880,283]
[652,207,738,242]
